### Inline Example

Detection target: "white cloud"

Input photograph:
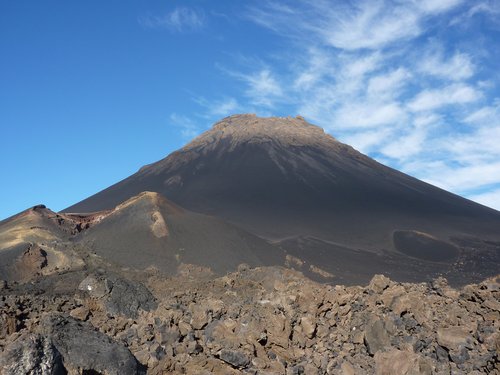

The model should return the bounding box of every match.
[293,48,331,90]
[341,128,393,153]
[194,96,240,118]
[408,84,481,112]
[464,104,500,123]
[139,7,205,32]
[468,188,500,211]
[367,68,411,98]
[416,0,464,14]
[381,114,440,159]
[321,1,422,50]
[333,102,407,129]
[248,0,464,51]
[423,161,500,192]
[448,125,500,161]
[240,69,283,107]
[381,128,425,159]
[450,1,500,25]
[418,51,475,80]
[343,52,382,78]
[210,98,239,117]
[169,113,201,138]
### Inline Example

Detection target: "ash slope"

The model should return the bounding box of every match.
[74,191,285,275]
[65,114,500,284]
[0,192,285,282]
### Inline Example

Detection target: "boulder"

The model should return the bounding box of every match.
[365,319,391,355]
[369,274,391,293]
[340,361,357,375]
[39,314,141,375]
[104,277,157,318]
[219,349,250,368]
[374,348,432,375]
[78,275,112,298]
[0,333,65,375]
[483,299,500,312]
[69,306,89,321]
[436,326,472,350]
[79,274,157,318]
[190,304,210,330]
[300,316,317,339]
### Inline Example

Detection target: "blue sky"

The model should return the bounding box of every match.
[1,0,500,219]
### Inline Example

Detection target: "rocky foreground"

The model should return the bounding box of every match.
[0,266,499,374]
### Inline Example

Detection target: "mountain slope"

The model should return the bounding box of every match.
[65,114,500,284]
[74,191,285,275]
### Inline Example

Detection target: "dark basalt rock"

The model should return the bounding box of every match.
[0,333,66,375]
[219,349,250,368]
[79,274,157,319]
[39,314,142,375]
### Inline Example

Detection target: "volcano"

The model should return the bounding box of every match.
[74,191,285,275]
[62,114,500,284]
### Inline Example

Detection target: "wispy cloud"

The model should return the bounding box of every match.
[169,113,201,139]
[419,161,500,192]
[157,1,499,209]
[194,96,240,117]
[416,0,465,14]
[381,114,440,160]
[450,1,500,25]
[367,68,411,99]
[334,102,407,129]
[418,50,475,81]
[464,102,500,123]
[407,84,481,112]
[232,69,283,107]
[139,7,205,32]
[247,0,464,51]
[469,187,500,210]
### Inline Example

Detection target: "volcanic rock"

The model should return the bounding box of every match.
[374,348,432,375]
[0,333,65,375]
[1,269,499,374]
[364,318,391,355]
[39,314,141,375]
[436,326,473,351]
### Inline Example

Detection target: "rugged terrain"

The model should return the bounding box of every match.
[1,265,498,374]
[1,114,499,374]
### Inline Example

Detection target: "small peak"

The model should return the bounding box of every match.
[29,204,55,216]
[137,191,162,199]
[113,191,184,215]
